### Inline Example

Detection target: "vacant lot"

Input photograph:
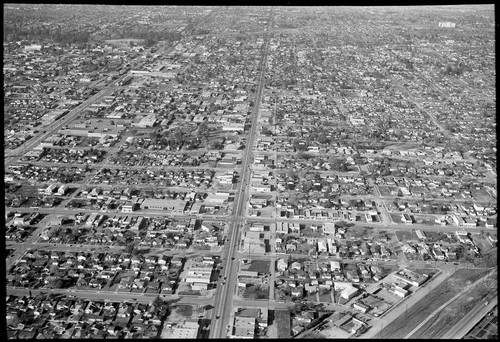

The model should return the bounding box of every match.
[245,260,270,274]
[395,230,418,242]
[376,268,492,338]
[345,226,375,240]
[405,251,423,261]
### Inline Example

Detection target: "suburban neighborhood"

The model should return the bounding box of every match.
[4,4,497,340]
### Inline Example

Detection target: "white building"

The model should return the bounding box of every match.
[317,240,327,253]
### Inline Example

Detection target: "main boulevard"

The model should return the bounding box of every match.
[208,8,274,338]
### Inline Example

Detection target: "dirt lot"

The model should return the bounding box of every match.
[375,268,492,338]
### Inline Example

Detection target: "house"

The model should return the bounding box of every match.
[296,311,316,324]
[291,285,304,297]
[276,258,288,272]
[305,283,318,293]
[353,301,370,313]
[401,213,413,224]
[317,240,327,253]
[290,261,302,271]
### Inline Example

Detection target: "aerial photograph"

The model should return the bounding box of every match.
[3,4,497,339]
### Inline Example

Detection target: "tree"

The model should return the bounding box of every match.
[124,242,135,254]
[197,122,208,137]
[261,126,273,136]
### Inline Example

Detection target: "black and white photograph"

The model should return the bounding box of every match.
[4,4,496,339]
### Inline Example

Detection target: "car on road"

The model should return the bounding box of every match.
[231,257,235,260]
[216,316,220,319]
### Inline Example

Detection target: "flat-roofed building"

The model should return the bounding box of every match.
[232,316,255,339]
[324,222,336,235]
[394,269,428,287]
[141,198,187,213]
[415,229,426,239]
[341,285,359,300]
[161,320,199,339]
[317,240,327,253]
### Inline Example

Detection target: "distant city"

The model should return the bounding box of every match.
[4,4,497,340]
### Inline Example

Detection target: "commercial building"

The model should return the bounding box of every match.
[232,316,255,339]
[394,269,428,287]
[140,198,187,213]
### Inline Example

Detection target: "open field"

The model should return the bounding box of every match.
[375,268,492,338]
[395,230,418,241]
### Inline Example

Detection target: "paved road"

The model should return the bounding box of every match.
[6,286,219,307]
[362,265,455,338]
[209,7,274,339]
[404,268,496,339]
[8,206,228,221]
[5,76,128,167]
[440,295,498,339]
[18,160,243,173]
